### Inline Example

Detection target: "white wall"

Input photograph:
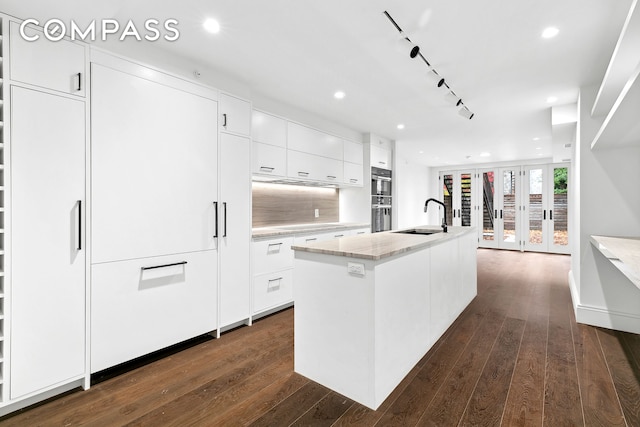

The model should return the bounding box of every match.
[394,145,432,229]
[573,85,640,333]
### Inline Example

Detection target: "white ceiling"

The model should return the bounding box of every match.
[0,0,633,166]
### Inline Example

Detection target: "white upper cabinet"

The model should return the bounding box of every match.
[252,141,287,177]
[287,150,343,183]
[220,93,251,136]
[370,145,392,169]
[10,21,86,96]
[288,122,343,160]
[343,161,364,186]
[91,64,219,263]
[252,110,287,147]
[344,140,364,165]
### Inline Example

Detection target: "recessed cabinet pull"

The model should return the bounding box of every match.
[260,166,275,172]
[141,261,188,271]
[77,200,82,250]
[77,72,82,91]
[213,201,219,238]
[222,113,227,127]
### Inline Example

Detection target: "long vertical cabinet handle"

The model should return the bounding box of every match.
[77,200,82,250]
[222,113,227,128]
[543,210,546,220]
[213,202,219,238]
[223,202,228,237]
[549,210,553,220]
[77,72,82,91]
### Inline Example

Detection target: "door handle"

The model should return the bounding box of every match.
[77,72,82,91]
[223,202,227,237]
[77,200,82,250]
[543,210,546,220]
[458,209,461,218]
[222,113,227,127]
[213,201,219,238]
[500,209,503,219]
[495,209,498,219]
[550,210,553,220]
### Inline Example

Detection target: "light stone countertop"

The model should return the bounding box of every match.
[590,235,640,290]
[252,222,370,239]
[292,226,476,261]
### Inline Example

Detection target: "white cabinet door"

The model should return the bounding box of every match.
[91,64,218,263]
[252,142,287,177]
[10,86,86,399]
[344,162,364,186]
[288,122,343,160]
[10,22,86,96]
[370,145,392,169]
[252,110,286,147]
[344,140,364,164]
[220,93,251,136]
[91,251,217,372]
[287,150,342,183]
[219,133,252,328]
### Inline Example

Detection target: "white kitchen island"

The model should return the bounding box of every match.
[292,226,477,410]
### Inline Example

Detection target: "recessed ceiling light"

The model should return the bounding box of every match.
[536,147,542,150]
[542,27,559,39]
[546,96,558,103]
[533,137,540,141]
[333,91,345,100]
[480,152,491,157]
[397,124,405,130]
[203,18,221,34]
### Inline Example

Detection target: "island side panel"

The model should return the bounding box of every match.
[373,248,431,408]
[293,251,377,407]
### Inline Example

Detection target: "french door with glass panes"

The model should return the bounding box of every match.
[523,164,570,254]
[440,171,477,228]
[478,167,521,250]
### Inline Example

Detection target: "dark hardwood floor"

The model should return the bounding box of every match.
[3,249,640,426]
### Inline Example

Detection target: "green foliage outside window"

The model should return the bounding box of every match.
[554,168,568,194]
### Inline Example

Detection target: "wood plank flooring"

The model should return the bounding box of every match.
[3,249,640,426]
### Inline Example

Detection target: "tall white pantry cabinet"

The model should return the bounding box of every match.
[2,16,90,410]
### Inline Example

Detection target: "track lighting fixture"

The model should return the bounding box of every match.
[383,10,474,119]
[458,107,474,120]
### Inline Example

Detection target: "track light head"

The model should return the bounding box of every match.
[426,70,445,87]
[444,92,462,106]
[458,107,474,120]
[409,45,420,58]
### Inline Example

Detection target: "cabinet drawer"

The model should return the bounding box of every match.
[91,251,217,372]
[252,142,287,177]
[253,237,294,274]
[254,270,293,313]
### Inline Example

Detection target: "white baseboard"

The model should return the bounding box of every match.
[569,269,640,334]
[576,303,640,334]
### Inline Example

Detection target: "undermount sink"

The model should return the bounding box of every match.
[393,229,443,235]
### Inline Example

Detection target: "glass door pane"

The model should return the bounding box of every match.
[460,173,472,226]
[528,168,544,245]
[442,174,454,226]
[552,166,569,249]
[502,169,517,244]
[481,171,495,242]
